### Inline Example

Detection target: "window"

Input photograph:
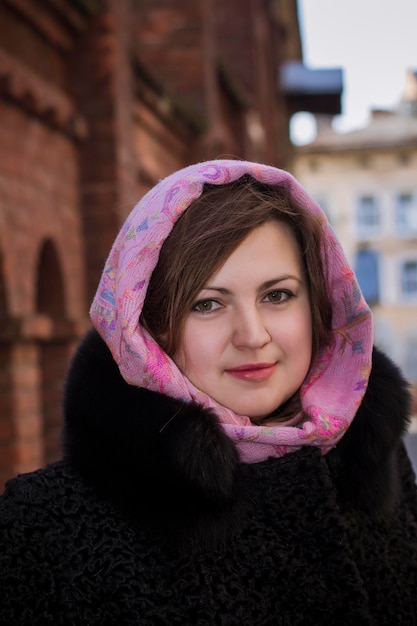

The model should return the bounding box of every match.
[354,249,380,304]
[401,260,417,298]
[357,196,380,238]
[396,193,417,236]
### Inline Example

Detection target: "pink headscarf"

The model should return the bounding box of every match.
[90,160,373,463]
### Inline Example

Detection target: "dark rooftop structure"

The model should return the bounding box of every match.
[280,60,343,116]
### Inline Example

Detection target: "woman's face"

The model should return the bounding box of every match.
[174,221,313,420]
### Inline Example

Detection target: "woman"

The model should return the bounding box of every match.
[1,160,416,625]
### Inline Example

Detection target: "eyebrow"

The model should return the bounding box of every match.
[203,275,302,295]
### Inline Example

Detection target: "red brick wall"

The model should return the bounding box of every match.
[70,2,140,301]
[134,0,207,120]
[134,0,293,164]
[0,0,300,491]
[0,2,88,490]
[0,0,198,490]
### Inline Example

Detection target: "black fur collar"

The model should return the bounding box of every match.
[63,329,243,542]
[63,329,411,530]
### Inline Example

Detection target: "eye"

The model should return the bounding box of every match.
[263,290,293,304]
[192,299,222,314]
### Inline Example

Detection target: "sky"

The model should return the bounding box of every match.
[292,0,417,144]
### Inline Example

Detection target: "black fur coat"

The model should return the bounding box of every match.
[1,329,417,625]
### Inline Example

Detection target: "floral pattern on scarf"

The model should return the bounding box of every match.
[90,160,372,463]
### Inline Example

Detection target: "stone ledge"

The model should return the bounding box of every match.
[0,48,88,140]
[0,314,90,342]
[4,0,95,50]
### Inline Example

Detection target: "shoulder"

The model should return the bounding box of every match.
[0,459,131,560]
[0,462,77,586]
[327,346,413,515]
[0,460,85,524]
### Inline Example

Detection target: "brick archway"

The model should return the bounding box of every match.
[36,239,66,317]
[36,239,70,465]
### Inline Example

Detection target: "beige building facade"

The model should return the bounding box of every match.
[292,71,417,396]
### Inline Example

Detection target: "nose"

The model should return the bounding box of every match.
[232,307,271,350]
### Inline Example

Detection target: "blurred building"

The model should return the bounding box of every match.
[292,70,417,407]
[0,0,341,489]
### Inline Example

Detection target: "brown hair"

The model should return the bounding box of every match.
[141,175,332,362]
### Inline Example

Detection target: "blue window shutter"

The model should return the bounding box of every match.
[354,249,379,304]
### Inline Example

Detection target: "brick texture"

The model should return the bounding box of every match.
[0,0,300,491]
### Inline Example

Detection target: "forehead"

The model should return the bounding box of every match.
[207,221,303,284]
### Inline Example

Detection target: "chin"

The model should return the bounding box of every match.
[241,406,281,423]
[245,395,300,426]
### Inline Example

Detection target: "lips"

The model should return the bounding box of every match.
[225,363,277,382]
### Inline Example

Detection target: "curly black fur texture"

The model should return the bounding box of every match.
[0,330,416,625]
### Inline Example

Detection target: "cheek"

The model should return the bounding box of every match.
[173,322,218,377]
[279,307,312,361]
[175,319,234,391]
